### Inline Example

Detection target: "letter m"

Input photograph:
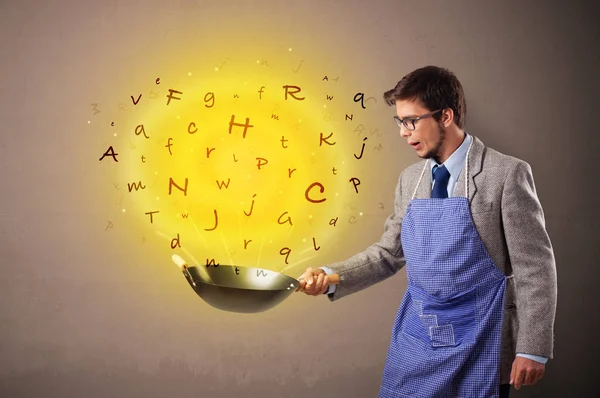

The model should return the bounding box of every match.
[127,181,146,192]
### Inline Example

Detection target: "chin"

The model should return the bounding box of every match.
[416,149,430,159]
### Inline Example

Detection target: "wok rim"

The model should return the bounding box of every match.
[186,265,300,291]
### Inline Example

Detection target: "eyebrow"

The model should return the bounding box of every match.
[397,114,418,119]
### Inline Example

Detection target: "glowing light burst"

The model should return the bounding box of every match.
[101,54,370,274]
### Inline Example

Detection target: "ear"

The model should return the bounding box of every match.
[440,108,454,127]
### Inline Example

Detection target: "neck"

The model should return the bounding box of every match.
[435,128,466,164]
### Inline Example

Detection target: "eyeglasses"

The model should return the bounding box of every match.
[393,109,443,131]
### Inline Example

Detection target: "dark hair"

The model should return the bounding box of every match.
[383,66,466,129]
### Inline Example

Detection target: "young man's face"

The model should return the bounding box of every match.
[395,99,445,160]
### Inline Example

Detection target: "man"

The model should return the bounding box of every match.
[297,66,557,398]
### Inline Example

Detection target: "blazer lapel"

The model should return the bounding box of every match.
[415,160,432,199]
[453,135,485,201]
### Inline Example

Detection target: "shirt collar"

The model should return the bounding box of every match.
[430,133,472,180]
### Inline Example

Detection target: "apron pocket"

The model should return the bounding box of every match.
[430,324,456,347]
[403,286,478,350]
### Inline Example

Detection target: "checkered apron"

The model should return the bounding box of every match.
[379,156,506,398]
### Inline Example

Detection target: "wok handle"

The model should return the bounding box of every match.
[328,273,341,285]
[299,273,341,285]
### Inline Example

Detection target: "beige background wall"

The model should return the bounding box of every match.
[1,0,598,397]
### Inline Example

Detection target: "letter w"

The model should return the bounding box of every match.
[216,179,231,189]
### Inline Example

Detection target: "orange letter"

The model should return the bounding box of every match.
[305,182,326,203]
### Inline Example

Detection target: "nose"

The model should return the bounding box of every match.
[399,125,411,138]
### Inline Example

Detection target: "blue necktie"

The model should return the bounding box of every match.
[431,164,451,199]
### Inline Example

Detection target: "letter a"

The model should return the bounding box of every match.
[99,146,118,162]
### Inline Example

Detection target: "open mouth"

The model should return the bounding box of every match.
[410,142,421,149]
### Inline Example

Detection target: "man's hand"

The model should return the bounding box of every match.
[510,356,545,390]
[295,267,330,296]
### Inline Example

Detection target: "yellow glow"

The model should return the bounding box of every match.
[108,54,366,275]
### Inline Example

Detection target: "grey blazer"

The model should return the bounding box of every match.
[325,136,557,385]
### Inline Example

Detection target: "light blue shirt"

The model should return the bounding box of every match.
[430,133,472,197]
[321,133,547,364]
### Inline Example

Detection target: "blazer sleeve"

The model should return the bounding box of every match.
[325,172,407,302]
[501,160,557,359]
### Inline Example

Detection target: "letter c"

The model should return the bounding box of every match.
[305,182,326,203]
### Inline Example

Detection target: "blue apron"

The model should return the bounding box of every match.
[379,159,506,398]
